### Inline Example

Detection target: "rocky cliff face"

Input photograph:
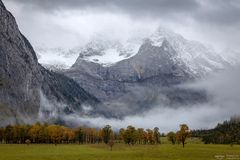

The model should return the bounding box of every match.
[0,0,100,126]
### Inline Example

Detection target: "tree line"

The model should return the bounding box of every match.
[192,117,240,145]
[0,123,102,145]
[0,123,191,147]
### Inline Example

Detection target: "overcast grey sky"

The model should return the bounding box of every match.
[3,0,240,51]
[3,0,240,50]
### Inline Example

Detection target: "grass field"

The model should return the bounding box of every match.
[0,142,239,160]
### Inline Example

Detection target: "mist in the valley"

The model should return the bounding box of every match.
[58,66,240,132]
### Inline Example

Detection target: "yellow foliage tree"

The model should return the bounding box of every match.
[47,125,64,145]
[176,124,191,148]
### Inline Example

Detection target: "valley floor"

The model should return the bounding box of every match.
[0,143,239,160]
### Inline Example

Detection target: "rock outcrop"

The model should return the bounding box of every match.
[0,0,100,126]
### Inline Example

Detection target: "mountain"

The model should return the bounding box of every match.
[148,28,229,76]
[77,38,140,67]
[1,0,236,124]
[36,47,80,70]
[63,29,228,117]
[37,28,231,75]
[0,0,100,126]
[35,37,141,71]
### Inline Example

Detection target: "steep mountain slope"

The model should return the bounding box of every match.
[0,0,100,126]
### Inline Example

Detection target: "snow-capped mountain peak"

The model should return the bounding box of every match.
[36,27,237,74]
[36,47,80,70]
[149,27,185,48]
[78,38,141,67]
[148,27,228,75]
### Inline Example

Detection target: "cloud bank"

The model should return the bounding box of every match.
[60,67,240,132]
[3,0,240,51]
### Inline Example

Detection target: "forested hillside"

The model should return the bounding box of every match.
[192,117,240,144]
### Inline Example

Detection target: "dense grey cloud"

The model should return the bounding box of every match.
[6,0,200,13]
[194,0,240,26]
[2,0,240,49]
[5,0,240,26]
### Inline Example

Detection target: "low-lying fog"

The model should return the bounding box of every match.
[61,66,240,132]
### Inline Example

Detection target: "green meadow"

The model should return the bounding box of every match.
[0,143,239,160]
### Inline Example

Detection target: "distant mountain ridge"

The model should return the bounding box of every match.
[37,28,233,76]
[35,37,141,70]
[63,32,216,117]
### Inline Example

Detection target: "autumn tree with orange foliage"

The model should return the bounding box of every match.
[176,124,191,148]
[47,125,64,145]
